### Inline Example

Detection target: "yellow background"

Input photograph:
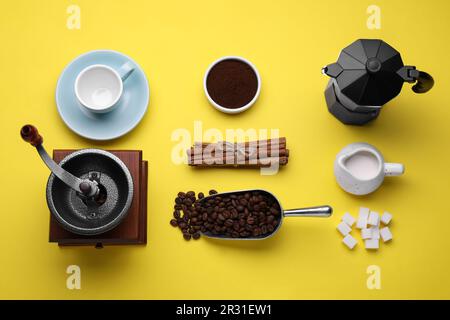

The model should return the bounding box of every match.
[1,0,449,299]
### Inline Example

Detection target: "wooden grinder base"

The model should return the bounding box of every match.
[49,150,147,248]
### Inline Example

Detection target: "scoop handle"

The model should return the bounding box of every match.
[21,124,43,146]
[284,205,332,217]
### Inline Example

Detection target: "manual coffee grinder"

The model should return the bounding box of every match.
[21,125,147,247]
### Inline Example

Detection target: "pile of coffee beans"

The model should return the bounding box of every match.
[169,190,215,241]
[170,190,281,240]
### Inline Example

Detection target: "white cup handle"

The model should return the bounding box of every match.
[117,61,135,82]
[384,163,404,176]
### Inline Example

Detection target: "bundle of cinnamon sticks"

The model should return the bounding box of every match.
[187,137,289,167]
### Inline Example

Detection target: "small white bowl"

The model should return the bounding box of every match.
[203,56,261,114]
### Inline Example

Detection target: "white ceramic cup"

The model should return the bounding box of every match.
[203,56,261,114]
[74,62,134,113]
[334,142,404,196]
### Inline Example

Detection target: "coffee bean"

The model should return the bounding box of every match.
[183,233,191,240]
[190,210,198,217]
[193,232,201,240]
[209,189,218,195]
[198,192,205,199]
[240,231,250,237]
[261,225,268,234]
[270,207,279,215]
[178,222,187,229]
[170,219,178,227]
[173,210,181,219]
[186,191,195,197]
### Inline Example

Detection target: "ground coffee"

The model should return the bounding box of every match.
[170,190,281,240]
[206,59,258,109]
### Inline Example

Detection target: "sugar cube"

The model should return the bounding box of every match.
[342,234,357,249]
[337,222,352,236]
[356,217,367,229]
[380,227,393,242]
[370,226,380,239]
[341,212,356,227]
[368,211,380,226]
[365,238,379,250]
[361,228,372,240]
[381,211,392,225]
[356,207,370,229]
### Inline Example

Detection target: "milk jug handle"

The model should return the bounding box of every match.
[384,163,404,176]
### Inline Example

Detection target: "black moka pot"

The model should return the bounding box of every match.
[322,39,434,125]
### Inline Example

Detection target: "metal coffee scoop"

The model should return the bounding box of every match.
[199,189,332,240]
[21,125,100,201]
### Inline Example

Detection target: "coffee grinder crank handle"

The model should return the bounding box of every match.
[20,124,98,197]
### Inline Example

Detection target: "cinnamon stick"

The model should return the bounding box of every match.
[188,147,289,158]
[189,156,289,166]
[193,137,286,148]
[187,148,289,159]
